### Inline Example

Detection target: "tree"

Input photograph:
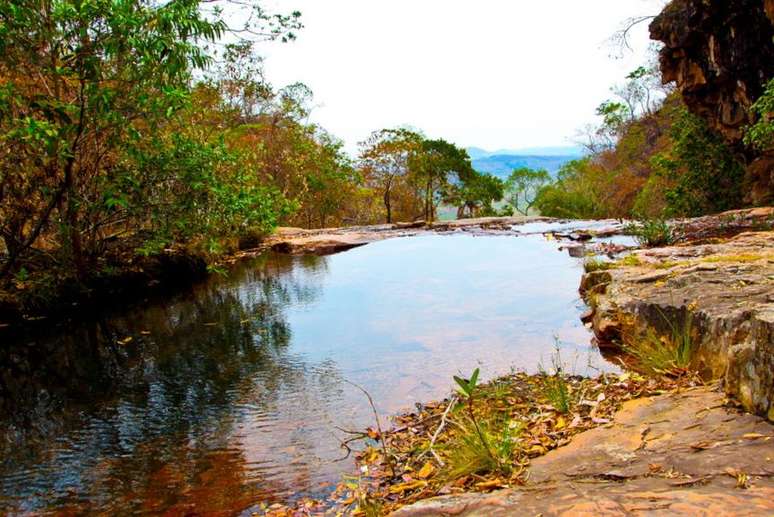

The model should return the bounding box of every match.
[445,171,505,218]
[0,1,306,281]
[505,167,551,215]
[358,128,423,223]
[413,139,474,222]
[653,104,745,217]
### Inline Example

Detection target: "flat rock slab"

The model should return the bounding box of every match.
[263,217,555,255]
[392,388,774,516]
[585,230,774,419]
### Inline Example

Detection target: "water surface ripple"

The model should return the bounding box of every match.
[0,232,616,514]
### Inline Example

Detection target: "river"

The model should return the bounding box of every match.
[0,230,617,514]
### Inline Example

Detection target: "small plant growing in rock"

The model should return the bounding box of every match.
[626,218,674,247]
[453,369,493,460]
[583,257,613,273]
[445,419,521,479]
[539,347,572,414]
[616,254,642,267]
[622,311,696,376]
[449,368,515,477]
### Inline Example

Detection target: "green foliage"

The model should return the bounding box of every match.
[450,367,514,475]
[448,368,519,477]
[596,100,630,134]
[447,171,505,218]
[453,368,480,398]
[534,159,606,219]
[745,78,774,151]
[622,312,696,377]
[653,106,745,217]
[358,128,424,223]
[414,139,475,221]
[538,346,571,414]
[583,258,613,273]
[625,219,674,247]
[0,0,302,281]
[537,62,747,221]
[446,419,520,479]
[505,167,551,215]
[358,130,482,224]
[543,375,571,414]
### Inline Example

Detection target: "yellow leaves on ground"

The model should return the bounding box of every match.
[415,461,434,479]
[388,480,427,494]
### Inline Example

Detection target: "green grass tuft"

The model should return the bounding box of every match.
[622,312,695,376]
[626,219,674,247]
[583,258,613,273]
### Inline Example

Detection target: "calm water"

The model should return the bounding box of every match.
[0,232,615,515]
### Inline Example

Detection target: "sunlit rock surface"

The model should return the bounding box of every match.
[584,209,774,419]
[392,388,774,516]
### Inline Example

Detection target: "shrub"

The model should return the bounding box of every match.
[653,105,745,217]
[626,219,674,247]
[745,78,774,151]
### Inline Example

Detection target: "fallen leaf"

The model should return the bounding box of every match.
[388,480,427,494]
[475,479,506,490]
[416,462,434,479]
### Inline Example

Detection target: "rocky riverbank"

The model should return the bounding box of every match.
[582,208,774,420]
[261,216,555,255]
[390,386,774,516]
[258,207,774,516]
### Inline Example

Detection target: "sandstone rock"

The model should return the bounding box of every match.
[584,229,774,419]
[649,0,774,204]
[265,216,555,255]
[391,388,774,516]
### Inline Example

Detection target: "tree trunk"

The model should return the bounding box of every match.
[384,188,392,224]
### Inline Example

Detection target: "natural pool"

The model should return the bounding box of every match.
[0,231,617,514]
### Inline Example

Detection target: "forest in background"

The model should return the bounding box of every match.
[0,0,509,302]
[0,0,772,315]
[533,64,770,220]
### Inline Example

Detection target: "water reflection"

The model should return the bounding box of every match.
[0,234,615,514]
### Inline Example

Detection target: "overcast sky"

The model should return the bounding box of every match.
[259,0,666,153]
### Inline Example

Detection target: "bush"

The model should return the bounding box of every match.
[534,159,608,219]
[625,219,674,247]
[745,78,774,151]
[653,105,745,217]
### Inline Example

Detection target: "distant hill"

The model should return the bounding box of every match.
[466,147,584,178]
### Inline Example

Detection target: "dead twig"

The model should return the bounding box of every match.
[416,395,458,467]
[345,379,395,478]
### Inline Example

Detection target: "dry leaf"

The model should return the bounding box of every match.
[416,462,434,479]
[388,480,427,494]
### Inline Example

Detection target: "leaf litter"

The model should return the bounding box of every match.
[257,370,703,516]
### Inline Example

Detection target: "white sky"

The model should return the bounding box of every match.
[259,0,666,153]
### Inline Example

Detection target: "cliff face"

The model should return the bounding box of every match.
[650,0,774,204]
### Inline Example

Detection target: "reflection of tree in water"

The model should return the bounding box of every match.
[0,252,343,513]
